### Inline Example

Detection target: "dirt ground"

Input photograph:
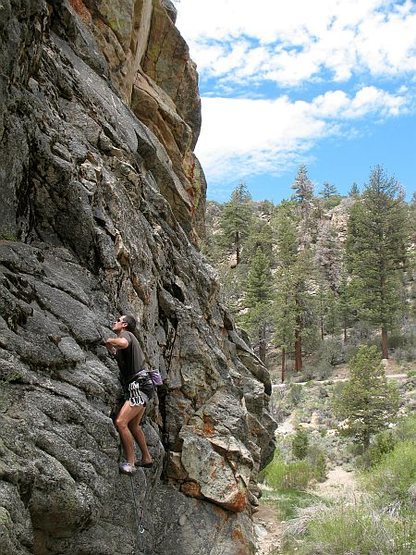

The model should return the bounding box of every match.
[254,466,360,554]
[254,502,282,555]
[315,466,360,500]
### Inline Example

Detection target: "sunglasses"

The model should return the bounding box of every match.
[114,318,125,324]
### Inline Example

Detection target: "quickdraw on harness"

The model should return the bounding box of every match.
[128,380,144,407]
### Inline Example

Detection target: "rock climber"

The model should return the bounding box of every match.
[105,314,154,474]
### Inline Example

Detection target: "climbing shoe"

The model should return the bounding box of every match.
[135,461,153,468]
[119,462,137,475]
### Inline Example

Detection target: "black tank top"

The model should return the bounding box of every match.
[116,331,146,385]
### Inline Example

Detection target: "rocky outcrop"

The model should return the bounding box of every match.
[0,1,276,554]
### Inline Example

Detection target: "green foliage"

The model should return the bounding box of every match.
[309,449,327,482]
[287,383,304,407]
[217,263,247,314]
[334,345,400,449]
[395,413,416,442]
[348,182,360,197]
[273,200,299,266]
[312,338,344,379]
[218,183,253,263]
[320,195,343,211]
[0,229,17,241]
[319,181,338,198]
[291,164,314,204]
[203,164,416,383]
[283,503,416,555]
[241,247,274,359]
[363,440,416,510]
[315,220,342,294]
[292,428,309,460]
[273,200,318,370]
[201,201,225,264]
[243,217,274,265]
[361,413,416,467]
[244,248,273,307]
[319,182,343,210]
[269,490,322,521]
[365,430,397,467]
[280,414,416,555]
[393,332,416,363]
[346,166,409,355]
[264,457,314,491]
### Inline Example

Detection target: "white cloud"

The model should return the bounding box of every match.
[311,87,408,118]
[172,1,416,198]
[176,0,416,86]
[195,87,410,185]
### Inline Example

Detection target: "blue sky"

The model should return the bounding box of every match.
[174,0,416,203]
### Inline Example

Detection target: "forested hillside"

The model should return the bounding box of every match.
[203,165,416,383]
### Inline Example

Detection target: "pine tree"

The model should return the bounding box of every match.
[337,269,355,343]
[291,164,314,204]
[243,247,273,362]
[334,345,399,450]
[346,166,409,358]
[273,202,315,376]
[315,279,339,340]
[274,273,296,382]
[291,165,317,247]
[244,216,274,266]
[315,219,342,293]
[348,182,360,198]
[319,182,337,198]
[219,183,252,265]
[245,248,273,307]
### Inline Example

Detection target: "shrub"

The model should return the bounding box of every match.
[392,332,416,363]
[362,440,416,511]
[282,502,416,555]
[395,414,416,442]
[306,444,327,482]
[314,360,332,381]
[388,332,410,350]
[288,383,303,407]
[364,430,397,467]
[273,491,322,521]
[263,453,314,491]
[316,337,344,367]
[395,346,416,363]
[292,428,309,460]
[358,414,416,469]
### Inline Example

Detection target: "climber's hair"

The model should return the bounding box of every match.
[123,315,137,332]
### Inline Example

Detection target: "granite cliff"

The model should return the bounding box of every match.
[0,1,276,553]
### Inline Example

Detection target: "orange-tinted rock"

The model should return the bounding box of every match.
[180,481,201,498]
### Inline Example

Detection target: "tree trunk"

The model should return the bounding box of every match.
[381,326,389,359]
[294,328,302,371]
[258,323,266,364]
[343,320,347,343]
[235,231,240,265]
[281,347,286,383]
[320,317,324,341]
[294,300,302,371]
[363,431,370,451]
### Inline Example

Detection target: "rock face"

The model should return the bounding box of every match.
[0,1,276,554]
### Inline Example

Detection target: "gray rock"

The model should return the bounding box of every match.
[0,1,276,553]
